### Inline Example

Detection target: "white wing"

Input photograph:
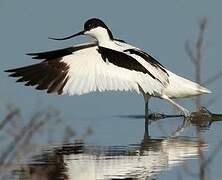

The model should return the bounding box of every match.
[6,41,168,96]
[62,44,166,96]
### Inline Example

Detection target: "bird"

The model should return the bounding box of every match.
[5,18,211,119]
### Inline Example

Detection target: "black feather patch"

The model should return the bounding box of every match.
[98,46,157,80]
[124,49,169,76]
[5,58,69,95]
[27,43,97,60]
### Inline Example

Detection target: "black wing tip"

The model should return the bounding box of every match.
[48,37,59,41]
[4,69,12,73]
[26,53,40,60]
[26,53,34,56]
[4,68,18,73]
[5,66,27,74]
[26,52,41,56]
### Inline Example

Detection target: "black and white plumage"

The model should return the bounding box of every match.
[5,18,211,117]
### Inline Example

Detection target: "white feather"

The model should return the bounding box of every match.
[163,70,211,98]
[62,44,165,96]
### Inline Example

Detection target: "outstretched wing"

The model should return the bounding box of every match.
[5,42,97,95]
[5,41,167,96]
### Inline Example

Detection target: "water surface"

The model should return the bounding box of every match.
[2,111,221,180]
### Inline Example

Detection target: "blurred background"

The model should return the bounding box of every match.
[1,0,222,179]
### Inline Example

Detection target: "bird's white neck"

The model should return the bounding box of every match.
[85,27,113,47]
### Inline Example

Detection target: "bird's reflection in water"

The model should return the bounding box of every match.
[15,129,206,180]
[13,107,222,180]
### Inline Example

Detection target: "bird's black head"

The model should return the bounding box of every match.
[84,18,113,39]
[84,18,108,31]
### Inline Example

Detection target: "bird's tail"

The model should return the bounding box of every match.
[163,70,211,99]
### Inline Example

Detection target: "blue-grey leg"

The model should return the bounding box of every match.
[161,95,190,116]
[143,94,151,134]
[143,94,151,119]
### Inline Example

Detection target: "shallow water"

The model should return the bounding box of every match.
[13,137,205,180]
[1,110,222,180]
